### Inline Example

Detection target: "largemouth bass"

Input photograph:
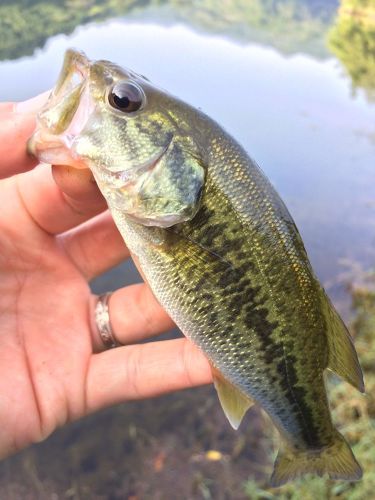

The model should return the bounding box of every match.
[28,49,364,486]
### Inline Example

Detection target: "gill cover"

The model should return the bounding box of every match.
[89,136,206,228]
[126,140,205,227]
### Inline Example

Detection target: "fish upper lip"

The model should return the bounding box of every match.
[103,134,174,187]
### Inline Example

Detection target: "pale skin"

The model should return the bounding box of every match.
[0,95,212,459]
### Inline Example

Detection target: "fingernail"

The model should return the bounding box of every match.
[14,90,51,114]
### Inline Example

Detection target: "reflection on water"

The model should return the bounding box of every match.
[0,0,339,60]
[329,0,375,102]
[1,18,374,315]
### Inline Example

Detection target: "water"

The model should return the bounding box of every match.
[1,3,374,315]
[0,1,374,497]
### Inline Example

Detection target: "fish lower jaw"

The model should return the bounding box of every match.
[27,132,86,169]
[36,148,85,168]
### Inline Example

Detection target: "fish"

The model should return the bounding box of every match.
[28,49,365,486]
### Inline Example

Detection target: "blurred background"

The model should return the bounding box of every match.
[0,0,374,498]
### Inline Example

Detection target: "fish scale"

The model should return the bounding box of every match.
[127,141,330,447]
[28,49,365,486]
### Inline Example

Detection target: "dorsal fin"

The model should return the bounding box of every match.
[211,366,254,429]
[324,294,364,392]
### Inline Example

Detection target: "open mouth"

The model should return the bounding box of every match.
[27,50,93,168]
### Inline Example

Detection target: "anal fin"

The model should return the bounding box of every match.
[211,366,254,429]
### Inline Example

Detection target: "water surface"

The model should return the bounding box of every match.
[1,16,374,315]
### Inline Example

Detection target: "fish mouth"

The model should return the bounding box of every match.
[28,48,172,184]
[27,49,93,168]
[27,131,86,168]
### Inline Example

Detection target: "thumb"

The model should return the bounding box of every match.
[0,91,50,179]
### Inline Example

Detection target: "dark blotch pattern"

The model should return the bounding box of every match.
[166,169,330,448]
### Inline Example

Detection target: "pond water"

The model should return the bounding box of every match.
[1,1,374,317]
[0,1,374,497]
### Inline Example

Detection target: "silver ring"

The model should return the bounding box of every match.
[95,293,121,349]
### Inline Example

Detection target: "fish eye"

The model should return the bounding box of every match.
[108,81,144,113]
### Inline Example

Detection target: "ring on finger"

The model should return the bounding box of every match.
[94,292,122,349]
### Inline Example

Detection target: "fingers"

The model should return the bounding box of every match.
[65,214,175,348]
[0,103,14,113]
[61,211,130,280]
[85,338,212,413]
[0,93,50,179]
[90,283,175,351]
[2,93,108,236]
[16,163,107,235]
[14,92,52,114]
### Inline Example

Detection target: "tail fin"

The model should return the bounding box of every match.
[270,431,362,487]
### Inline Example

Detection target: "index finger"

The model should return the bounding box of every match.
[0,93,49,179]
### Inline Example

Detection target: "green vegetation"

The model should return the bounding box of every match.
[0,0,139,60]
[329,0,375,101]
[244,273,375,499]
[0,0,338,61]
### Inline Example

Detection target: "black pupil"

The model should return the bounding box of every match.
[109,82,143,112]
[113,94,130,109]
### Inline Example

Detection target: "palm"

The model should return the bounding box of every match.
[0,174,94,456]
[0,106,211,459]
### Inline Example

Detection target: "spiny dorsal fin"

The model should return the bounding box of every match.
[211,366,254,429]
[323,294,364,393]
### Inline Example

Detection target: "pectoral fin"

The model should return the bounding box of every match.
[211,366,254,429]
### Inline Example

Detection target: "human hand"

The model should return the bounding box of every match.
[0,96,211,459]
